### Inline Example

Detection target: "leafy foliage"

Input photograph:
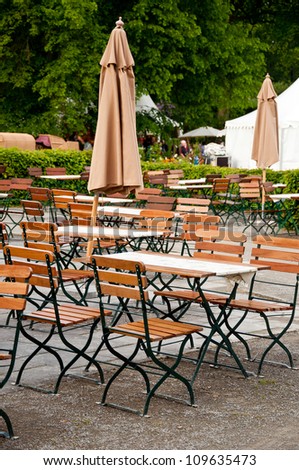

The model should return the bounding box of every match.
[0,0,105,135]
[0,0,298,137]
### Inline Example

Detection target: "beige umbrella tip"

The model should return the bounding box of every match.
[116,17,124,28]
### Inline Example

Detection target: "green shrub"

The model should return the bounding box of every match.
[0,148,91,200]
[1,148,298,232]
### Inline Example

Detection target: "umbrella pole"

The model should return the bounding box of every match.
[262,169,266,205]
[261,168,266,216]
[86,192,99,257]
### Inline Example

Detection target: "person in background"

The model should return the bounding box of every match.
[179,140,189,158]
[180,139,193,162]
[82,131,94,150]
[83,139,93,150]
[69,131,84,150]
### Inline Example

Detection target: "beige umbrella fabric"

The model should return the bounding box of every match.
[251,73,279,205]
[88,18,143,197]
[86,18,143,256]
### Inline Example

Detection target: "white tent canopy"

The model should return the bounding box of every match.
[225,77,299,170]
[136,94,160,113]
[180,126,221,138]
[136,94,180,127]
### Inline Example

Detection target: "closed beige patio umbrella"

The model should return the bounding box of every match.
[87,18,143,255]
[252,73,279,206]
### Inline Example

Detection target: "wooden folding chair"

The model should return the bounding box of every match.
[10,178,33,191]
[145,195,176,211]
[28,187,55,221]
[21,200,45,222]
[164,170,185,187]
[67,202,120,255]
[226,180,277,233]
[17,225,95,305]
[177,213,220,256]
[68,201,94,225]
[194,230,247,263]
[205,173,222,183]
[0,265,32,438]
[175,197,210,216]
[132,208,176,253]
[28,167,43,178]
[46,167,66,175]
[20,220,78,268]
[91,255,202,416]
[209,178,231,223]
[0,223,9,253]
[0,181,28,235]
[3,246,110,394]
[0,191,14,237]
[51,189,77,223]
[153,230,247,310]
[147,171,167,188]
[135,188,162,207]
[209,235,299,375]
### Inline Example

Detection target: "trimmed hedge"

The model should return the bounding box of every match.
[1,147,298,206]
[0,148,92,199]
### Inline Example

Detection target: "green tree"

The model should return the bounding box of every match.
[165,0,266,128]
[0,0,296,137]
[0,0,105,135]
[230,0,299,88]
[125,0,266,130]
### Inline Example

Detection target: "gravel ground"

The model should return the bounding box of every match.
[1,331,299,451]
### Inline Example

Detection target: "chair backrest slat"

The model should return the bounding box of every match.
[0,265,31,311]
[0,296,27,310]
[28,167,43,177]
[68,202,93,224]
[28,187,52,202]
[180,214,220,241]
[46,167,66,175]
[92,256,148,301]
[194,231,247,263]
[138,209,175,231]
[251,235,299,274]
[4,245,58,289]
[146,195,176,211]
[176,197,210,214]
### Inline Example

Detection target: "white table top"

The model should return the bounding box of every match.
[97,206,144,218]
[0,193,9,199]
[40,174,82,180]
[53,194,135,205]
[107,251,258,283]
[57,225,169,240]
[169,184,213,190]
[269,193,299,201]
[178,178,206,185]
[76,194,136,205]
[97,206,180,219]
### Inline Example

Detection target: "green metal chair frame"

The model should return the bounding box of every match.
[91,255,202,417]
[0,265,31,438]
[209,234,299,375]
[3,246,109,394]
[10,227,95,307]
[21,199,45,222]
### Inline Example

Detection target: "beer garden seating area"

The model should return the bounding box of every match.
[0,165,299,436]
